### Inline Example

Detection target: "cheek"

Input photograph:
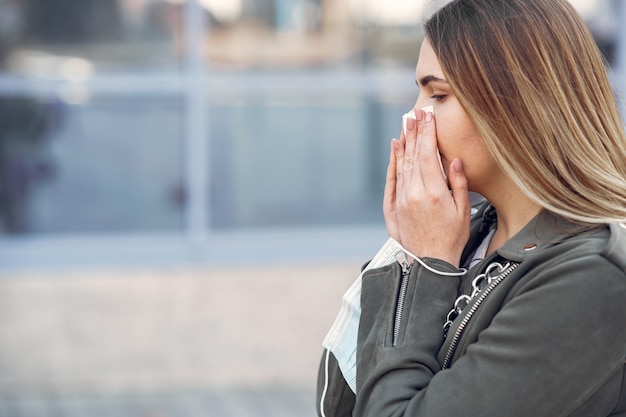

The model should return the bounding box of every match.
[434,122,464,157]
[435,108,479,148]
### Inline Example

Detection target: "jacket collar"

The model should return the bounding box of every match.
[487,206,602,263]
[604,223,626,272]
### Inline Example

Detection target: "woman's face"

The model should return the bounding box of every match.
[413,39,500,195]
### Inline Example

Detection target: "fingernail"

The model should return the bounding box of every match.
[415,109,424,122]
[453,158,463,173]
[425,111,433,123]
[407,117,416,131]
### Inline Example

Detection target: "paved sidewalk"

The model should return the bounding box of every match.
[0,262,359,417]
[0,388,317,417]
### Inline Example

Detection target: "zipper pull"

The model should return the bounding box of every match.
[394,251,411,275]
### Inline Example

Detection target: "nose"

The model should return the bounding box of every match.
[413,94,429,112]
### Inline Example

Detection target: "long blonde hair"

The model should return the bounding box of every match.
[425,0,626,223]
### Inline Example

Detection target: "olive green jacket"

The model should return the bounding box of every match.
[317,202,626,416]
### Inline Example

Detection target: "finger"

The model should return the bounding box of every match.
[449,158,471,215]
[397,124,406,148]
[403,112,420,174]
[400,109,415,144]
[417,110,447,186]
[384,139,398,208]
[395,136,406,193]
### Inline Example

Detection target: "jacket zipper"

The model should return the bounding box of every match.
[393,254,412,347]
[442,261,520,369]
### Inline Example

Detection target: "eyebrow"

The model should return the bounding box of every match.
[416,75,448,87]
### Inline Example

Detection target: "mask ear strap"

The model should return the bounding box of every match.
[391,238,467,277]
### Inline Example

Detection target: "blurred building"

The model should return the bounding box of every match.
[0,0,426,268]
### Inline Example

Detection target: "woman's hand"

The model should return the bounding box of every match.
[383,135,402,242]
[383,109,470,267]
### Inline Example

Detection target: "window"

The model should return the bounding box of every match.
[0,0,616,267]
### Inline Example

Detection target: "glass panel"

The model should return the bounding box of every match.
[209,92,413,229]
[0,0,183,77]
[0,95,185,235]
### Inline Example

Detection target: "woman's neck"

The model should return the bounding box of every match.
[485,188,542,254]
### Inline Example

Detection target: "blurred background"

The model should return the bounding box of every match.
[0,0,623,415]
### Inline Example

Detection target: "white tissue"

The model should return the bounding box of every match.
[402,105,433,136]
[401,106,446,180]
[402,109,416,136]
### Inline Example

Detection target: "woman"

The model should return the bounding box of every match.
[317,0,626,415]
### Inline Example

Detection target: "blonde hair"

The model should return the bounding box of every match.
[425,0,626,223]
